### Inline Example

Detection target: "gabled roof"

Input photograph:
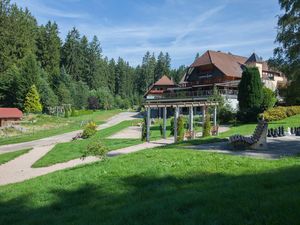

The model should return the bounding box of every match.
[245,53,263,64]
[154,75,175,86]
[0,108,23,119]
[144,75,176,97]
[190,50,247,78]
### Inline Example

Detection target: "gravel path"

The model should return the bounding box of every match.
[0,112,174,186]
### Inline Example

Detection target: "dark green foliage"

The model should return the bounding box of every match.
[141,116,147,141]
[0,0,184,111]
[87,96,100,110]
[219,107,235,123]
[286,75,300,105]
[177,116,184,142]
[238,67,263,122]
[170,117,174,135]
[202,112,211,137]
[36,21,61,81]
[57,83,73,105]
[271,0,300,104]
[154,52,171,81]
[37,77,58,111]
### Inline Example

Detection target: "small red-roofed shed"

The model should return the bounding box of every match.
[0,108,23,127]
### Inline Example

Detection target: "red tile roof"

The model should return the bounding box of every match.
[191,50,247,78]
[0,108,23,119]
[154,75,175,86]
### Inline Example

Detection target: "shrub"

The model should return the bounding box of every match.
[82,121,97,139]
[177,116,185,142]
[170,117,174,135]
[202,112,211,137]
[261,87,277,110]
[88,96,100,110]
[71,108,78,117]
[141,116,148,141]
[262,106,300,121]
[24,85,43,113]
[82,142,107,159]
[219,107,235,123]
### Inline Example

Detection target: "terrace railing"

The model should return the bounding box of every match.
[147,89,238,100]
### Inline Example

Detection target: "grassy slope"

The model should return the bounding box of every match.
[0,110,121,146]
[32,120,143,167]
[0,148,300,225]
[0,149,31,165]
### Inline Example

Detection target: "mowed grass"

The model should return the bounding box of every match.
[1,148,300,225]
[0,109,122,146]
[0,148,31,165]
[32,120,143,167]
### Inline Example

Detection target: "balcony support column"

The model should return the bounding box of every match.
[146,107,151,142]
[163,107,167,139]
[189,106,194,139]
[213,105,217,127]
[174,106,179,143]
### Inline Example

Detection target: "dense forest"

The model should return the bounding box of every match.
[0,0,186,112]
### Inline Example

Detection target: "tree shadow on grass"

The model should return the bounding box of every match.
[0,166,300,225]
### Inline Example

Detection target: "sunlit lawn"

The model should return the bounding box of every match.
[1,147,300,225]
[0,110,122,146]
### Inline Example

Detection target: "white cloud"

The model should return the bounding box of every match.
[13,0,88,19]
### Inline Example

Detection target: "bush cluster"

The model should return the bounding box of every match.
[82,142,108,159]
[177,116,185,142]
[82,121,97,139]
[219,107,235,123]
[202,112,211,137]
[262,106,300,121]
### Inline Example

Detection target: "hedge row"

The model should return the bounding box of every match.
[262,106,300,121]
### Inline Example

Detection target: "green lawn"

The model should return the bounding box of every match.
[32,120,143,167]
[1,148,300,225]
[0,110,121,146]
[0,148,31,165]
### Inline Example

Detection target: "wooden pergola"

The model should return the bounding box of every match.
[144,101,218,143]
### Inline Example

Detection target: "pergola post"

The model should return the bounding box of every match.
[146,107,151,142]
[213,105,217,127]
[163,107,167,139]
[189,106,194,138]
[174,107,179,143]
[202,106,206,124]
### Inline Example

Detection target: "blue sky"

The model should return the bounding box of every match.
[13,0,281,68]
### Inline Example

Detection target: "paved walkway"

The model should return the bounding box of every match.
[0,112,173,186]
[185,136,300,159]
[0,112,141,154]
[0,138,173,186]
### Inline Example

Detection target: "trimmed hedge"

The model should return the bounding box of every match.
[262,106,300,121]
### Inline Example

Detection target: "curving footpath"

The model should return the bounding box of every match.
[0,112,173,186]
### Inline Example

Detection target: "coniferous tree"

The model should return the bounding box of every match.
[36,21,61,83]
[24,85,42,113]
[238,67,263,122]
[61,27,83,81]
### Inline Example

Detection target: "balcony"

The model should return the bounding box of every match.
[145,89,238,102]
